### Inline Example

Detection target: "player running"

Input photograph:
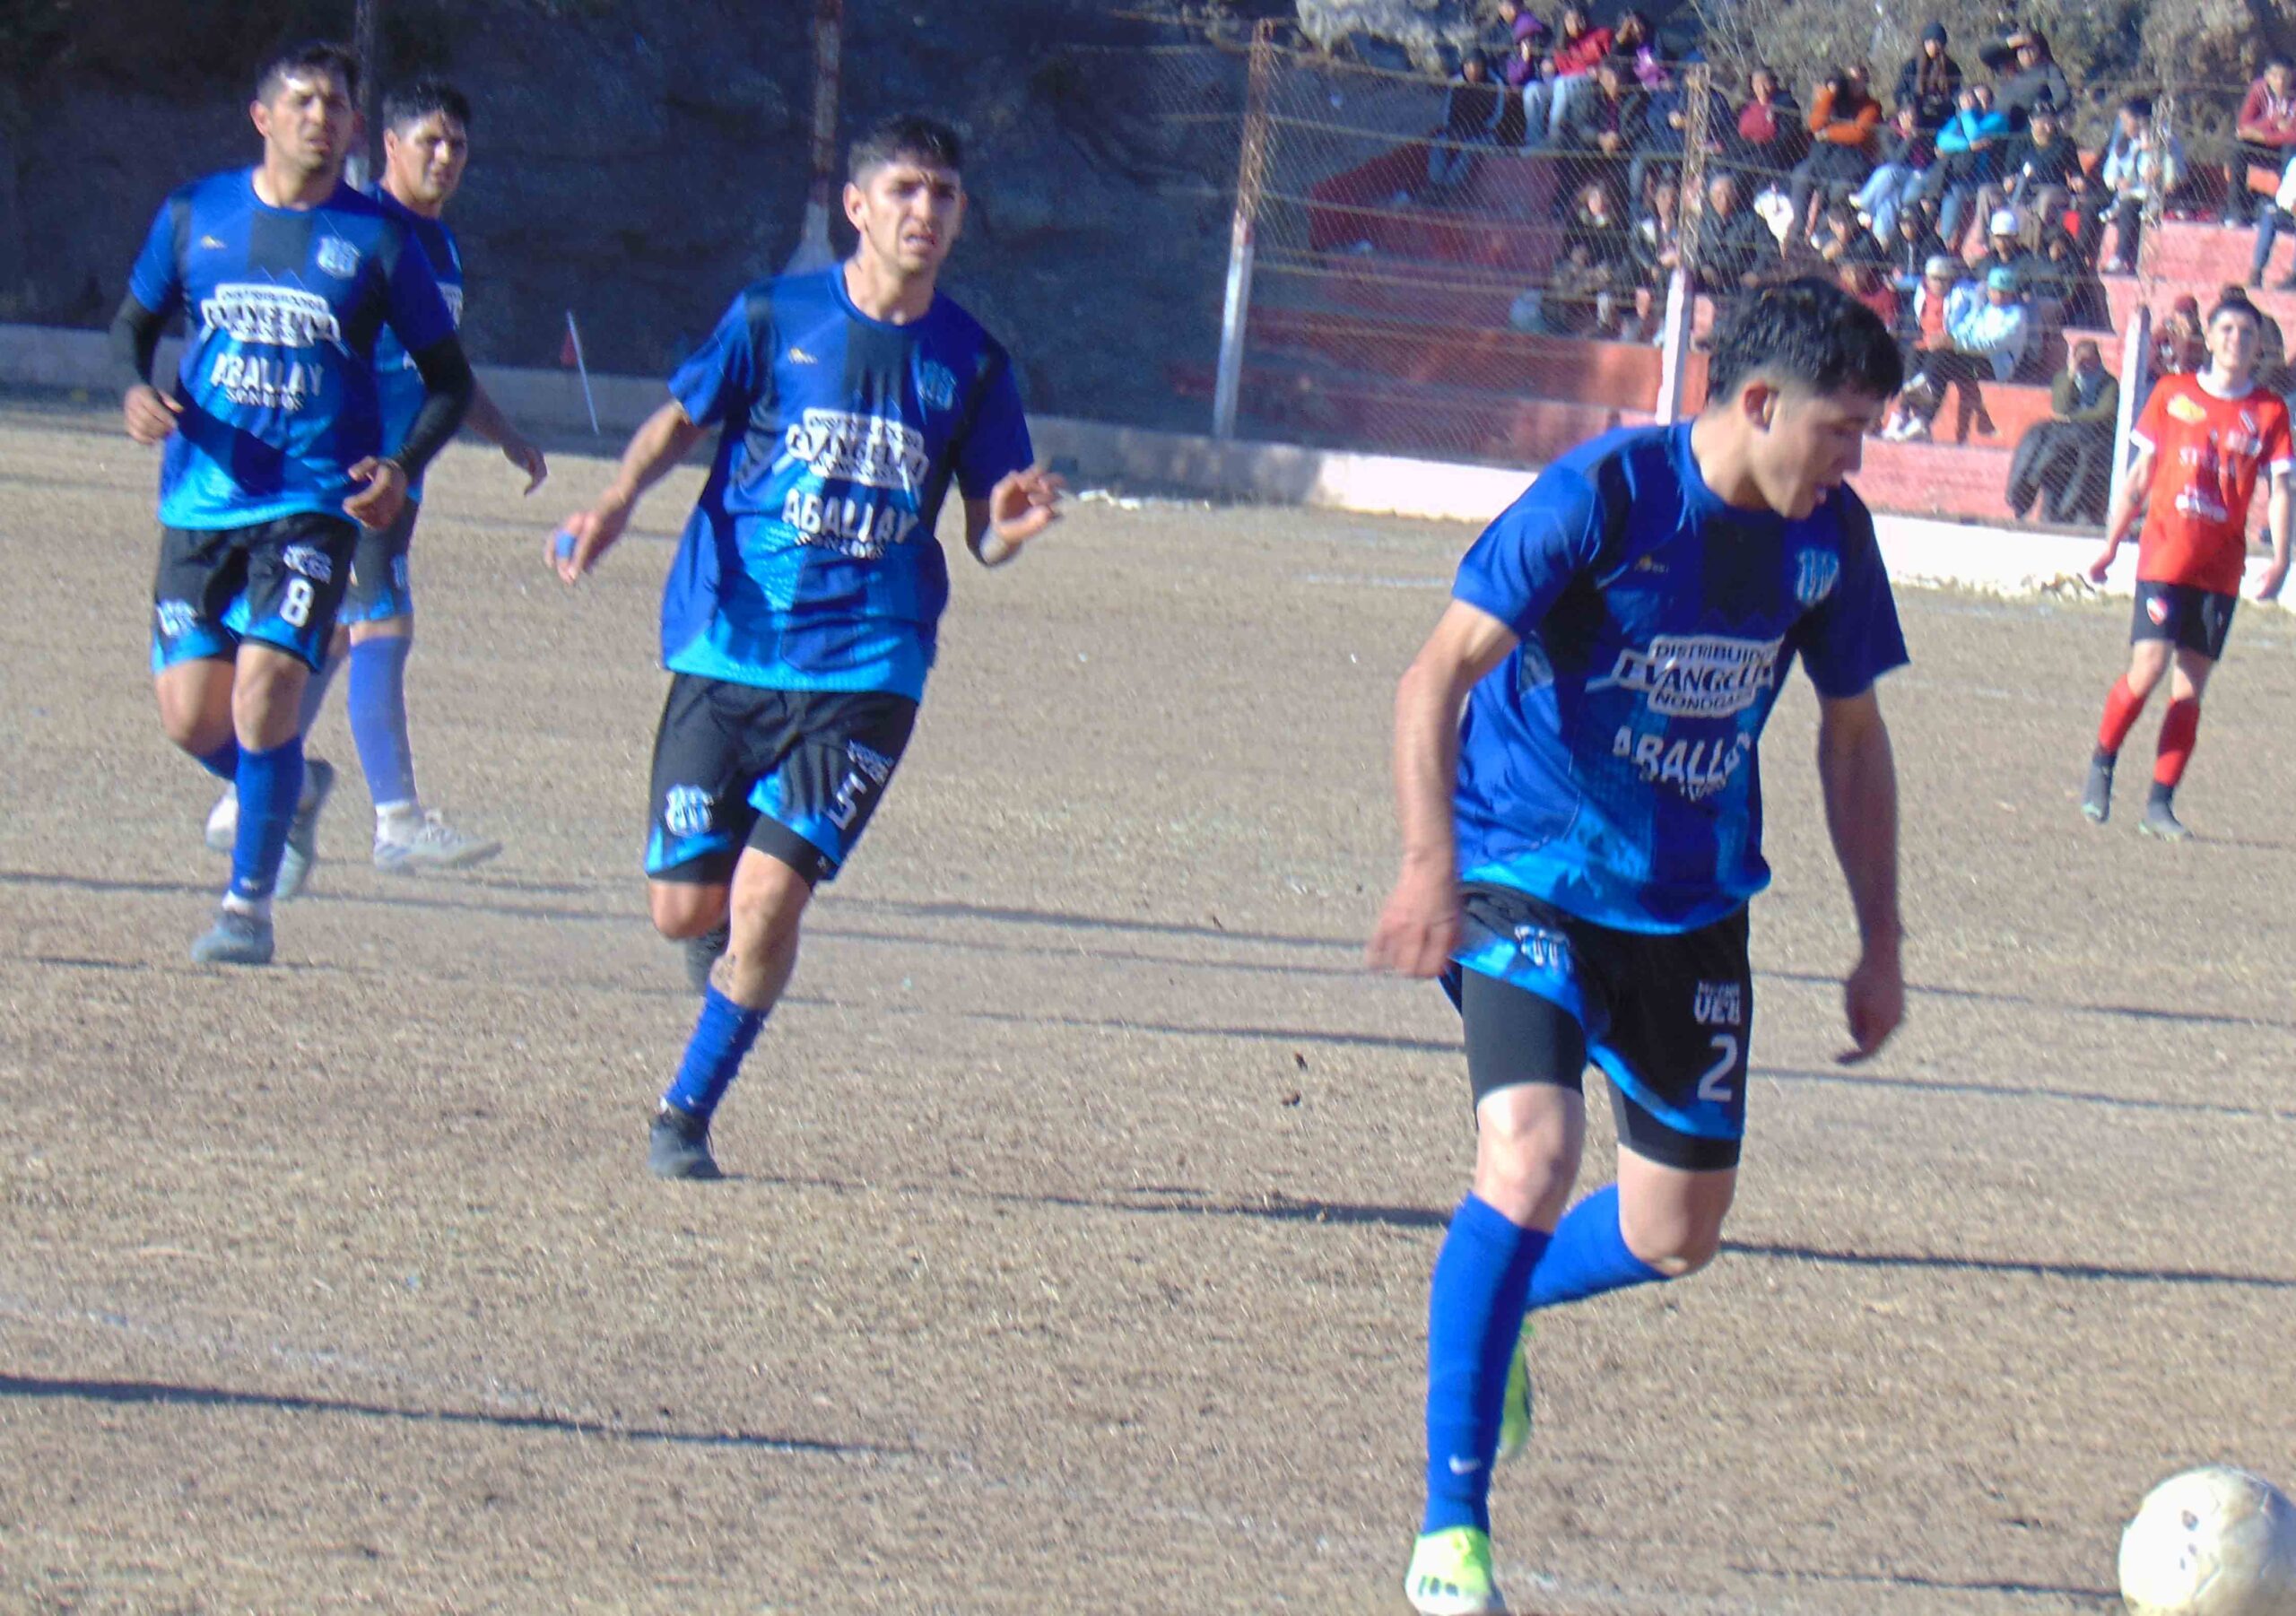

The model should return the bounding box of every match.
[552,115,1062,1181]
[1369,279,1908,1615]
[204,78,545,877]
[2082,293,2292,840]
[113,40,472,965]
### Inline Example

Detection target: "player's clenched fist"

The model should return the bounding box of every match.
[122,383,181,446]
[1368,860,1460,979]
[552,495,631,584]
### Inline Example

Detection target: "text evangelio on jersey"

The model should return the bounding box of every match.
[1451,423,1909,934]
[369,187,465,505]
[127,168,457,529]
[657,267,1033,700]
[2130,373,2293,597]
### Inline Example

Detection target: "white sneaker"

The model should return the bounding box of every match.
[374,809,502,873]
[204,787,238,854]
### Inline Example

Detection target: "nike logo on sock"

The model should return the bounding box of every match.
[1448,1455,1483,1475]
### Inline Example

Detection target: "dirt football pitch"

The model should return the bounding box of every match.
[3,397,2293,1614]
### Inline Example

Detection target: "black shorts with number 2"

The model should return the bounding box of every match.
[1441,883,1754,1172]
[645,673,918,887]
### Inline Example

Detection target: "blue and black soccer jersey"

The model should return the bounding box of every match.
[1451,422,1909,934]
[658,267,1034,700]
[369,187,464,505]
[126,168,457,530]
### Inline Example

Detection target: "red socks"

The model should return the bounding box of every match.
[2154,697,2202,787]
[2097,676,2146,756]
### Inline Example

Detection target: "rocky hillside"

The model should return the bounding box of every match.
[0,0,1270,430]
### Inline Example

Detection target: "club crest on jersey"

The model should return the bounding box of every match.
[281,544,334,584]
[1793,548,1840,607]
[917,360,959,413]
[664,785,714,838]
[2167,392,2210,425]
[316,236,360,280]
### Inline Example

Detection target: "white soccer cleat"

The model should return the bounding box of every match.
[374,809,503,873]
[204,787,238,854]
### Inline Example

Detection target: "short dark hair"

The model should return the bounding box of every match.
[848,115,963,183]
[2207,291,2263,330]
[383,78,472,135]
[2122,95,2153,121]
[255,39,359,106]
[1705,277,1904,404]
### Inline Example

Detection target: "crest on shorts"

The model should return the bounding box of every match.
[281,544,334,584]
[665,785,714,838]
[846,740,894,785]
[2146,595,2170,625]
[916,360,959,413]
[1793,548,1839,607]
[316,236,360,280]
[155,599,200,639]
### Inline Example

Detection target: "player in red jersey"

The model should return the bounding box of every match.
[2083,294,2292,839]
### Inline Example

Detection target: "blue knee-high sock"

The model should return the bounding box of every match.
[347,634,417,811]
[196,739,240,782]
[298,651,340,737]
[660,987,768,1124]
[1525,1185,1667,1312]
[229,738,306,901]
[1423,1194,1550,1536]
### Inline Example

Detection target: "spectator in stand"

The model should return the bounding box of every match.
[1883,201,1949,323]
[1971,208,2037,286]
[1634,45,1724,200]
[1540,178,1633,334]
[1807,197,1883,271]
[1841,260,1899,329]
[1609,11,1669,90]
[1896,23,1963,133]
[2151,294,2205,389]
[2092,97,2183,273]
[1888,264,2030,439]
[1498,2,1556,146]
[1691,169,1782,291]
[1563,56,1649,196]
[1979,102,2084,248]
[2035,222,2110,328]
[1995,29,2071,131]
[1791,65,1883,235]
[1427,51,1505,193]
[2005,337,2118,524]
[2230,58,2296,227]
[1732,65,1805,181]
[1929,82,2011,249]
[2249,151,2296,288]
[1855,103,1936,243]
[1628,174,1682,331]
[1881,255,1979,438]
[1544,4,1613,149]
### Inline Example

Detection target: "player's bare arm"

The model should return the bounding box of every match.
[2260,465,2292,601]
[463,380,547,493]
[2091,442,2155,582]
[963,465,1066,566]
[1815,687,1904,1063]
[553,399,706,582]
[1369,599,1520,979]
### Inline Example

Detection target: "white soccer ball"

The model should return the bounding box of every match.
[2119,1465,2296,1616]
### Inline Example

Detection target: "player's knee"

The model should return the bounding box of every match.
[1621,1209,1726,1276]
[1473,1110,1579,1223]
[727,859,810,951]
[649,882,726,940]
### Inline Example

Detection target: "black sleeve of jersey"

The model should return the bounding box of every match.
[109,294,168,392]
[387,334,475,481]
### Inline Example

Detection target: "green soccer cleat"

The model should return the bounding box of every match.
[1405,1525,1506,1616]
[1497,1320,1535,1464]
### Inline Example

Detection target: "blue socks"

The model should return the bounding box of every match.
[229,738,305,902]
[1422,1195,1549,1534]
[661,987,768,1124]
[348,634,417,811]
[1526,1185,1667,1312]
[196,739,240,782]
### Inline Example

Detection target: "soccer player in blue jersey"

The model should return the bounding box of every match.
[1369,278,1909,1615]
[553,115,1062,1180]
[204,78,545,876]
[113,40,473,966]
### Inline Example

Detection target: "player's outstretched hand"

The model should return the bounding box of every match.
[2087,538,2120,586]
[123,384,180,446]
[1837,946,1905,1064]
[552,498,630,585]
[344,456,409,529]
[986,465,1066,557]
[502,433,549,496]
[1368,860,1461,980]
[2257,561,2288,603]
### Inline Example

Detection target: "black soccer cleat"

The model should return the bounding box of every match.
[648,1105,723,1181]
[2139,789,2190,843]
[683,922,730,995]
[2081,752,2115,824]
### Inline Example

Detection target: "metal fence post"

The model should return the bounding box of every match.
[1212,21,1277,441]
[352,0,381,189]
[2109,301,2152,525]
[1657,63,1714,424]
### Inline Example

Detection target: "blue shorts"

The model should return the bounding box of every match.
[152,513,357,673]
[341,498,420,626]
[1443,883,1752,1171]
[644,673,918,887]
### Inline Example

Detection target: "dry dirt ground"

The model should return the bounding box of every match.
[3,398,2294,1615]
